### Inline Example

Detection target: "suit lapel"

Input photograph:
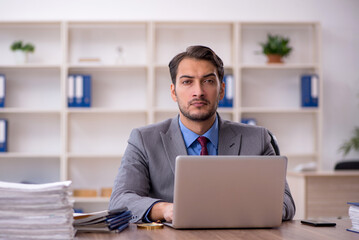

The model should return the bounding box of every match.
[218,116,242,155]
[160,116,187,174]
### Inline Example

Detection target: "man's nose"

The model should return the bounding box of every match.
[192,81,205,97]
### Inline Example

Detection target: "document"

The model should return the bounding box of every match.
[0,181,75,240]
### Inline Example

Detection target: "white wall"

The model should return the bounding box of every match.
[1,0,358,170]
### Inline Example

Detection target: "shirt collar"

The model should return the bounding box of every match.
[179,115,219,148]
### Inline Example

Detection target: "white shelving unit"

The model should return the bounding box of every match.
[239,22,322,170]
[0,21,322,211]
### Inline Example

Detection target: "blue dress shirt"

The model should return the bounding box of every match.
[178,116,219,155]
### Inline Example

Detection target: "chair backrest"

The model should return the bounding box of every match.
[334,161,359,170]
[268,130,280,156]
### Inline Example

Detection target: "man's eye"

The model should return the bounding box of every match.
[182,80,191,85]
[204,79,215,84]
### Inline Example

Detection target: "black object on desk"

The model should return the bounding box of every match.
[301,219,336,227]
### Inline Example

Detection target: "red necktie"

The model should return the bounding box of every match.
[197,136,209,155]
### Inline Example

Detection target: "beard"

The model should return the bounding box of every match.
[177,97,218,122]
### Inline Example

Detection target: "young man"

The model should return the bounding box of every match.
[109,45,295,223]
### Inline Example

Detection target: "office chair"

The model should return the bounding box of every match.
[334,160,359,170]
[268,130,280,156]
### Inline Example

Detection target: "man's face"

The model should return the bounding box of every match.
[171,58,225,122]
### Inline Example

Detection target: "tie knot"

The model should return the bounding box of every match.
[197,136,208,148]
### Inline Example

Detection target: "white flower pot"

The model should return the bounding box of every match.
[14,51,28,64]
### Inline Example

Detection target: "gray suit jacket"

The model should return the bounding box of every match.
[109,115,295,222]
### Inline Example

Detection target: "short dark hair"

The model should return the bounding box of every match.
[168,45,224,85]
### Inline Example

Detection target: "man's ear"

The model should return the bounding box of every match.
[219,81,225,100]
[171,83,177,102]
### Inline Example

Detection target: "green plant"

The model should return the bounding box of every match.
[11,41,23,51]
[260,34,292,57]
[339,127,359,156]
[10,41,35,53]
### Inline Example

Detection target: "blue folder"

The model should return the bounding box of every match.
[0,74,6,108]
[68,74,92,108]
[0,119,8,152]
[241,118,257,125]
[301,74,319,107]
[219,74,234,107]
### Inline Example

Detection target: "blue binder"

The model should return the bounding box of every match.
[81,75,91,107]
[67,75,75,107]
[0,119,8,152]
[219,74,234,107]
[68,74,92,108]
[0,74,6,108]
[301,74,319,107]
[241,118,257,125]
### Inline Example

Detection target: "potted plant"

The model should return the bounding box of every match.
[339,127,359,156]
[10,40,35,64]
[259,34,292,63]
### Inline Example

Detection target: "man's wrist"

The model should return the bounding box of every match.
[143,201,163,223]
[149,202,172,222]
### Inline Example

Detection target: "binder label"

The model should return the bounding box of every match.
[0,120,5,143]
[0,75,5,99]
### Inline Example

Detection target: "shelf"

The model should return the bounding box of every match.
[67,153,123,158]
[155,22,233,66]
[0,108,61,114]
[241,107,319,114]
[0,64,62,69]
[68,22,148,66]
[241,63,319,69]
[67,108,147,114]
[68,64,147,70]
[0,153,60,158]
[283,153,319,159]
[0,21,322,210]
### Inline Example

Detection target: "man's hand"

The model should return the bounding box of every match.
[149,202,173,222]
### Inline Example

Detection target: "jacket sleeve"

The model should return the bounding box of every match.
[263,128,296,220]
[108,128,162,223]
[282,180,296,220]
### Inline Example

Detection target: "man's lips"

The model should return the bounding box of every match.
[189,99,209,107]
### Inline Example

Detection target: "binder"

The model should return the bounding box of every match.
[81,75,91,107]
[74,207,131,233]
[0,74,5,108]
[75,75,84,106]
[67,75,75,107]
[241,118,257,125]
[301,74,319,107]
[0,119,8,152]
[219,74,234,107]
[68,74,92,108]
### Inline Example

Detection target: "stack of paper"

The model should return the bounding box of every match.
[74,207,132,232]
[0,181,74,240]
[348,202,359,234]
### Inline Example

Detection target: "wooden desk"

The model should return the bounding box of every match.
[76,219,357,240]
[287,171,359,219]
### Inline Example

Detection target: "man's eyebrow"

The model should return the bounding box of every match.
[179,73,217,79]
[202,73,216,78]
[179,75,194,79]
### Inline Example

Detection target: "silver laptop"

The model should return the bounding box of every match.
[166,155,287,229]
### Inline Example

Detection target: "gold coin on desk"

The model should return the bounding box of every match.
[137,222,164,230]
